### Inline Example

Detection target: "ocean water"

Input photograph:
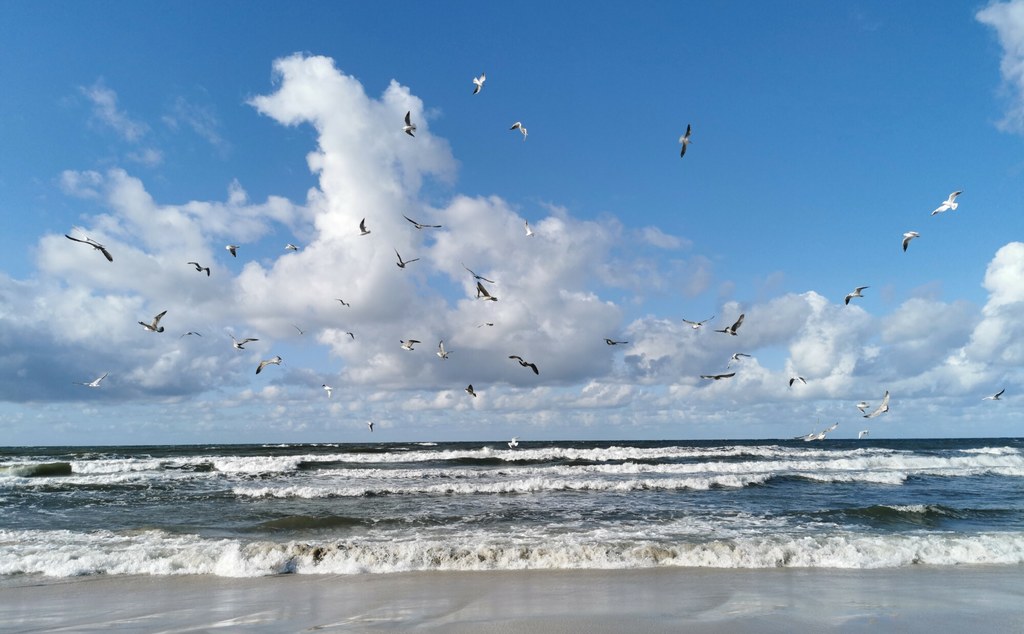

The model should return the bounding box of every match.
[1,438,1023,582]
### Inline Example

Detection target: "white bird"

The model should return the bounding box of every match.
[472,72,486,95]
[463,264,496,284]
[476,281,498,301]
[679,123,692,157]
[74,372,108,388]
[180,331,202,338]
[403,214,441,230]
[231,335,259,350]
[285,243,299,251]
[902,231,920,252]
[509,355,539,375]
[714,314,745,336]
[359,218,371,235]
[683,315,715,330]
[322,384,333,398]
[367,420,374,432]
[789,376,806,387]
[525,220,534,237]
[139,310,167,333]
[401,339,421,351]
[983,389,1005,401]
[605,338,628,345]
[403,111,416,137]
[728,353,751,367]
[395,249,420,269]
[856,401,870,414]
[863,390,890,419]
[510,121,527,140]
[465,384,477,397]
[437,340,450,359]
[844,286,869,305]
[931,190,962,215]
[508,437,519,449]
[65,233,113,262]
[256,355,282,375]
[187,261,211,276]
[817,422,839,440]
[225,244,239,257]
[858,430,870,439]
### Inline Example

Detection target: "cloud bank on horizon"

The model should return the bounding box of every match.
[2,3,1024,445]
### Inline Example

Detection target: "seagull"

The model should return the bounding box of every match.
[74,372,108,388]
[508,437,519,449]
[476,322,494,328]
[285,243,299,251]
[510,121,527,140]
[345,331,355,340]
[403,214,441,230]
[403,111,416,137]
[401,339,421,351]
[856,401,870,414]
[225,245,239,257]
[902,231,920,252]
[817,422,839,440]
[701,372,736,380]
[367,420,374,432]
[336,299,351,307]
[293,325,305,336]
[789,376,807,387]
[714,314,745,336]
[472,72,486,95]
[525,220,534,237]
[728,353,751,367]
[931,190,962,215]
[682,316,715,330]
[844,286,869,305]
[476,281,498,301]
[858,430,870,439]
[463,264,496,284]
[465,384,477,397]
[437,340,450,359]
[983,389,1005,401]
[180,331,202,338]
[863,390,890,419]
[605,338,628,345]
[359,219,371,235]
[679,123,692,157]
[187,261,211,276]
[231,335,258,350]
[255,355,282,375]
[395,249,420,269]
[509,355,539,375]
[322,384,333,398]
[65,233,113,262]
[139,310,167,333]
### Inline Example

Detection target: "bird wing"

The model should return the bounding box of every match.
[152,311,167,327]
[405,111,412,125]
[996,388,1006,398]
[732,314,745,331]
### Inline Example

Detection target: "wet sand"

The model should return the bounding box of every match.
[2,566,1023,633]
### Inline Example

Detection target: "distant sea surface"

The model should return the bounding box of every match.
[2,438,1023,582]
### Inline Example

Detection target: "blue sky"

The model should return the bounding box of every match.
[2,1,1024,445]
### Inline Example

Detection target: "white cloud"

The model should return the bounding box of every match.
[80,80,148,142]
[977,0,1024,133]
[163,96,229,152]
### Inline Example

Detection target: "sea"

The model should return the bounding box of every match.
[2,438,1023,583]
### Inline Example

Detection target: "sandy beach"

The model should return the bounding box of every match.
[2,566,1022,633]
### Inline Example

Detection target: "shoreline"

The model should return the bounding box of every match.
[2,566,1023,633]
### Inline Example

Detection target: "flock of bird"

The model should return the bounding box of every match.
[61,70,1004,443]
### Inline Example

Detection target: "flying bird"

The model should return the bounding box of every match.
[180,331,202,338]
[789,376,807,387]
[728,353,751,367]
[138,310,167,333]
[74,372,108,388]
[472,72,486,95]
[982,389,1005,401]
[187,261,211,276]
[359,219,371,235]
[463,264,496,284]
[477,322,494,328]
[336,299,351,307]
[403,214,441,229]
[367,421,374,432]
[437,340,450,359]
[679,124,692,157]
[231,335,258,350]
[293,325,305,336]
[714,314,745,336]
[465,384,477,397]
[509,355,539,375]
[322,384,333,398]
[683,316,715,330]
[508,437,519,449]
[225,245,239,257]
[902,231,920,252]
[285,243,299,251]
[403,111,416,137]
[395,249,420,269]
[476,281,498,301]
[844,286,869,305]
[345,331,355,340]
[400,339,421,351]
[700,372,736,380]
[65,233,113,262]
[524,220,534,237]
[858,430,870,439]
[605,338,628,345]
[931,190,962,215]
[856,401,870,414]
[255,355,282,375]
[510,121,527,140]
[863,390,890,419]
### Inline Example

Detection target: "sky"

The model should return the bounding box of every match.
[2,1,1024,445]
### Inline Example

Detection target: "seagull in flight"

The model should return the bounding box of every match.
[139,310,167,333]
[863,390,890,419]
[477,322,494,328]
[728,353,751,367]
[322,384,333,398]
[683,315,715,330]
[605,338,628,345]
[844,286,869,305]
[336,299,351,307]
[395,249,420,269]
[293,325,305,336]
[508,437,519,449]
[187,261,211,276]
[437,340,450,359]
[285,243,299,251]
[982,389,1005,401]
[367,420,374,432]
[65,233,113,262]
[476,281,498,301]
[463,264,496,284]
[403,111,416,137]
[180,331,202,338]
[359,219,371,236]
[510,121,528,140]
[74,372,108,388]
[225,245,239,257]
[509,355,539,375]
[472,72,486,95]
[403,214,441,230]
[700,372,736,380]
[465,384,477,397]
[856,401,870,414]
[525,220,534,237]
[345,331,355,340]
[255,355,282,375]
[902,231,920,252]
[858,430,870,439]
[789,376,806,387]
[231,335,259,350]
[714,314,745,336]
[931,190,962,215]
[401,339,421,351]
[679,124,692,157]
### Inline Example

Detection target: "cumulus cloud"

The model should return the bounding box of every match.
[977,0,1024,133]
[81,80,148,142]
